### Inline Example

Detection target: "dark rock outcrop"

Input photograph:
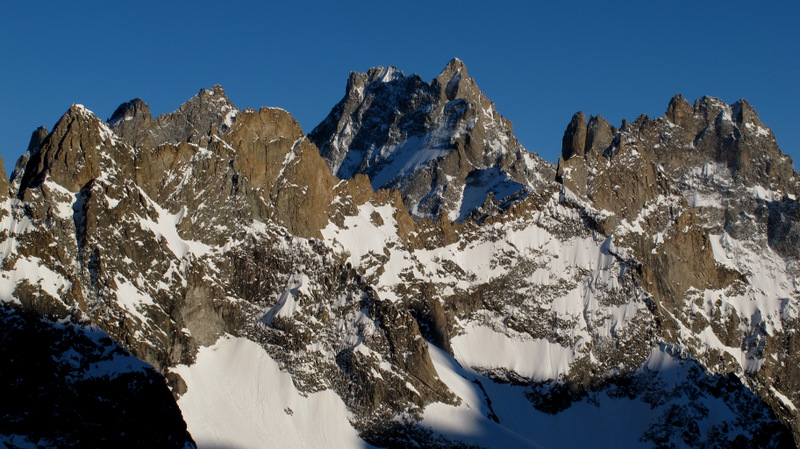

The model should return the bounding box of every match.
[561,111,587,160]
[0,306,195,448]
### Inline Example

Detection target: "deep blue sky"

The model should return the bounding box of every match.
[2,1,798,174]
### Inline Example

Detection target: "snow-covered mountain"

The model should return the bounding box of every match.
[2,61,798,448]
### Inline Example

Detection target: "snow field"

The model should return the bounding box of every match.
[451,322,574,381]
[173,336,372,449]
[425,343,750,449]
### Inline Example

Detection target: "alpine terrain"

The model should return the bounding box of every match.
[2,59,799,448]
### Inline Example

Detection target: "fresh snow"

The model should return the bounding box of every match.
[709,232,796,335]
[368,136,450,189]
[114,276,157,323]
[262,273,309,325]
[424,342,753,449]
[451,322,574,381]
[136,193,212,258]
[456,168,526,222]
[321,202,398,265]
[321,201,414,301]
[0,256,72,306]
[173,336,373,449]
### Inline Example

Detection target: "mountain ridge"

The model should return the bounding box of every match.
[2,60,799,448]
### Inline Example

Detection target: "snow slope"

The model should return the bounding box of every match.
[173,336,374,449]
[424,343,773,449]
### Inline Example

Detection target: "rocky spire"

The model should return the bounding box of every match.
[434,57,472,101]
[561,111,587,160]
[27,125,49,153]
[585,115,616,155]
[9,126,48,188]
[664,93,693,125]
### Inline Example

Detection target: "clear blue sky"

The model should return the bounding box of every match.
[2,1,798,174]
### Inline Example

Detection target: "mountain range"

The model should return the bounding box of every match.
[2,58,799,448]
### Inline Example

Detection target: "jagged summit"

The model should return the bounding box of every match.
[310,59,554,222]
[433,57,474,101]
[561,94,795,194]
[435,58,468,82]
[558,93,800,268]
[363,66,404,84]
[14,103,132,193]
[108,85,237,149]
[108,97,151,126]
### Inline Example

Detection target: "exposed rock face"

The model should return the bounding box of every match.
[556,95,800,443]
[2,68,800,448]
[0,155,8,198]
[310,58,555,222]
[18,105,137,193]
[561,111,587,160]
[109,85,237,149]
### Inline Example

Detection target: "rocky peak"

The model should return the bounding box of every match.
[731,98,760,125]
[561,111,587,160]
[436,57,467,80]
[343,66,405,97]
[434,57,471,101]
[368,66,404,84]
[10,126,49,188]
[178,85,234,125]
[693,95,730,123]
[664,93,693,125]
[27,126,49,153]
[107,98,152,144]
[585,115,616,155]
[109,85,237,149]
[220,106,339,238]
[560,112,618,162]
[17,104,135,193]
[108,98,152,126]
[561,95,796,197]
[310,59,555,222]
[667,96,794,194]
